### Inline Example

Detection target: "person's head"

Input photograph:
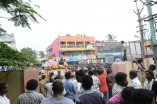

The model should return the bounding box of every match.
[49,77,53,83]
[145,70,154,80]
[41,75,46,80]
[115,72,128,87]
[65,72,71,79]
[0,83,8,95]
[121,87,135,104]
[97,69,104,75]
[88,70,95,76]
[26,79,38,91]
[148,64,156,71]
[129,70,137,80]
[133,89,155,104]
[76,70,86,82]
[70,73,75,79]
[54,75,61,80]
[121,41,124,44]
[82,75,93,90]
[49,72,54,78]
[58,71,61,75]
[52,80,64,95]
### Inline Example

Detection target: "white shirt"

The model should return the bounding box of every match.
[0,95,10,104]
[45,83,66,98]
[143,79,154,90]
[112,83,124,96]
[131,77,142,89]
[91,75,100,91]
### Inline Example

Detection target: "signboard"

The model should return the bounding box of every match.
[97,43,123,53]
[68,56,81,61]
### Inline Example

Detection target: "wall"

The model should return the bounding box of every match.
[52,37,60,57]
[0,71,24,104]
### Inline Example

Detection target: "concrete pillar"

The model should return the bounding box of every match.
[24,63,39,92]
[112,59,126,75]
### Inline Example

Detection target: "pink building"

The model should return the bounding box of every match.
[46,34,96,60]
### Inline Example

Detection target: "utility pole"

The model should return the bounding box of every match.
[134,0,145,58]
[145,0,157,75]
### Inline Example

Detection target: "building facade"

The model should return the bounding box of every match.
[96,41,124,62]
[46,34,96,61]
[0,33,16,49]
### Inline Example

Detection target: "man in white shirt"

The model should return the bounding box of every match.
[112,72,128,96]
[129,70,142,89]
[0,83,10,104]
[88,70,100,91]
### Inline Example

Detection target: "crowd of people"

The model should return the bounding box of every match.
[0,61,157,104]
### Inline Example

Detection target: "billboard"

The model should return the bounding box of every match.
[96,43,123,53]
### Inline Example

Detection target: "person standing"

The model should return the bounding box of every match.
[143,70,155,90]
[88,70,101,91]
[0,83,10,104]
[75,75,106,104]
[129,70,142,89]
[106,69,116,98]
[63,72,76,101]
[18,79,45,104]
[45,78,53,98]
[121,41,127,61]
[41,80,74,104]
[112,72,128,96]
[97,69,108,100]
[39,75,47,97]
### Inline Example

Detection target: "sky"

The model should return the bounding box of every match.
[0,0,156,52]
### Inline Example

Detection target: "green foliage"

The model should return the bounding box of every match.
[20,47,40,64]
[0,0,45,29]
[106,34,117,41]
[0,43,40,70]
[0,42,29,70]
[39,51,45,58]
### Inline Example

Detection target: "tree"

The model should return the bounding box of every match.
[39,51,45,58]
[0,42,30,70]
[21,47,40,64]
[106,34,117,41]
[0,0,45,30]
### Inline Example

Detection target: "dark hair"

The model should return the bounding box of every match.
[76,70,85,77]
[52,80,64,94]
[0,83,7,91]
[49,72,54,77]
[133,89,154,104]
[97,69,104,75]
[49,77,53,83]
[115,72,127,84]
[88,70,94,76]
[54,75,61,80]
[145,70,155,79]
[41,75,46,79]
[82,75,93,90]
[149,64,156,71]
[121,87,135,104]
[121,41,124,44]
[129,70,137,77]
[65,72,71,79]
[26,79,38,90]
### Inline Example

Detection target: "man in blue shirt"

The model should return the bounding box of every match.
[63,72,76,101]
[41,80,74,104]
[75,75,106,104]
